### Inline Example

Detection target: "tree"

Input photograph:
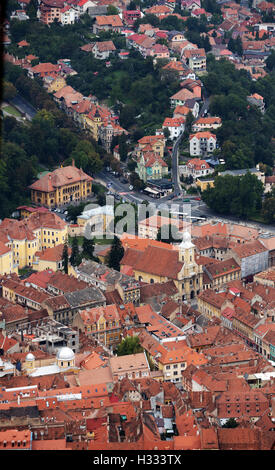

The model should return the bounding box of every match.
[70,237,82,266]
[202,173,263,219]
[107,5,119,15]
[222,418,239,428]
[261,193,275,224]
[68,140,102,175]
[82,237,97,260]
[107,236,124,271]
[66,202,86,224]
[3,81,17,101]
[116,336,143,356]
[62,243,69,274]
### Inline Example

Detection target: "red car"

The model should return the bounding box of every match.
[194,197,201,201]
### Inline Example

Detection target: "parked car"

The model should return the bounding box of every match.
[107,182,112,188]
[183,198,190,202]
[129,185,133,191]
[194,197,201,201]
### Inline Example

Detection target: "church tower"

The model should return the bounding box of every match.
[178,230,203,301]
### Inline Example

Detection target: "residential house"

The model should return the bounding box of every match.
[247,93,265,113]
[92,41,116,60]
[109,352,150,382]
[136,135,166,159]
[189,132,217,156]
[148,44,170,60]
[0,243,17,276]
[181,78,202,99]
[60,5,78,24]
[162,117,185,140]
[197,289,226,320]
[181,0,201,12]
[184,99,200,118]
[72,304,122,348]
[253,268,275,288]
[93,15,123,34]
[38,0,65,25]
[183,48,206,74]
[122,10,141,26]
[170,88,195,107]
[32,244,73,273]
[203,258,241,290]
[192,117,222,132]
[76,204,114,236]
[136,152,168,183]
[0,210,68,269]
[144,5,172,17]
[157,346,207,383]
[28,62,60,80]
[162,61,188,79]
[179,158,214,179]
[42,286,106,324]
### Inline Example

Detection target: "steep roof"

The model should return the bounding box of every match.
[121,245,184,280]
[29,165,92,192]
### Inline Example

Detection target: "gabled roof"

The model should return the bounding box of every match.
[122,245,184,280]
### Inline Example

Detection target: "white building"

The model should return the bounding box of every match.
[60,6,79,24]
[189,131,217,156]
[162,117,185,139]
[180,158,215,179]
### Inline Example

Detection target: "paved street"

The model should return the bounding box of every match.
[10,94,37,121]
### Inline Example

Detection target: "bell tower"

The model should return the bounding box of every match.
[178,230,203,301]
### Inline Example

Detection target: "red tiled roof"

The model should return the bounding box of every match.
[29,165,92,192]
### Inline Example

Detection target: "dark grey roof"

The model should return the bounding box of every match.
[0,405,39,419]
[64,287,105,308]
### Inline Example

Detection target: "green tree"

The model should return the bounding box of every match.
[70,237,82,266]
[222,418,239,428]
[107,235,124,271]
[67,140,102,175]
[3,81,17,101]
[116,336,143,356]
[62,243,69,274]
[107,5,119,15]
[82,237,97,260]
[261,192,275,223]
[66,202,86,224]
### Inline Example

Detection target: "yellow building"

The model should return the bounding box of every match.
[0,242,18,276]
[121,231,203,301]
[197,289,225,320]
[32,243,74,274]
[158,347,207,383]
[29,163,93,209]
[72,304,121,348]
[77,205,114,237]
[0,210,68,269]
[47,76,66,94]
[196,178,215,192]
[136,135,165,159]
[84,104,113,141]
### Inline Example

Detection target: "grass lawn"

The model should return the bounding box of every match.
[69,235,113,246]
[18,267,33,277]
[2,104,22,117]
